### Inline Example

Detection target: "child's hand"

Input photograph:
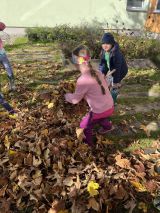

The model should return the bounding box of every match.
[107,69,116,77]
[112,83,121,89]
[65,93,72,103]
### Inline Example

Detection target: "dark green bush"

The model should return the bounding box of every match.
[26,24,102,58]
[26,25,160,61]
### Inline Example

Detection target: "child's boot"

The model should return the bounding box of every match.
[0,93,15,113]
[8,75,16,91]
[111,88,119,104]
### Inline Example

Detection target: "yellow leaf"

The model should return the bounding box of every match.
[88,197,100,211]
[8,150,17,155]
[4,135,10,149]
[130,181,147,192]
[138,202,148,213]
[76,128,85,142]
[41,129,48,136]
[48,102,54,109]
[87,181,99,197]
[9,114,18,119]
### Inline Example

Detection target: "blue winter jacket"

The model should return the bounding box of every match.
[99,42,128,84]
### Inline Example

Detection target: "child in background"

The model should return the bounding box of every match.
[65,45,114,146]
[99,32,128,103]
[0,22,15,91]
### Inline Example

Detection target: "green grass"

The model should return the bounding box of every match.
[14,36,28,45]
[124,137,159,152]
[118,96,160,105]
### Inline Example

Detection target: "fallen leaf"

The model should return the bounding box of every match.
[130,181,147,192]
[145,180,157,193]
[88,197,100,211]
[48,102,54,109]
[76,128,85,142]
[87,181,99,197]
[63,177,74,187]
[114,185,128,200]
[48,200,66,213]
[115,154,131,169]
[140,124,150,137]
[0,185,8,197]
[33,156,42,167]
[124,199,136,213]
[4,135,10,149]
[138,202,147,213]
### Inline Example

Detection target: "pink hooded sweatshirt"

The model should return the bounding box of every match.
[0,38,5,55]
[0,38,3,49]
[65,70,113,113]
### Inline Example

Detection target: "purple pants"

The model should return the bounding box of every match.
[80,107,114,146]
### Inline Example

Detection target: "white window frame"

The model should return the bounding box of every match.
[154,0,160,13]
[126,0,149,12]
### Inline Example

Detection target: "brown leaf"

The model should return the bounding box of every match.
[145,180,157,193]
[88,198,100,211]
[0,198,11,213]
[0,185,7,197]
[114,185,128,200]
[63,177,74,187]
[124,199,136,213]
[24,153,33,166]
[0,177,8,187]
[115,154,131,169]
[134,161,145,173]
[75,175,81,190]
[109,184,128,200]
[140,124,150,137]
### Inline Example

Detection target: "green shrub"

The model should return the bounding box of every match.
[26,25,160,61]
[26,24,102,58]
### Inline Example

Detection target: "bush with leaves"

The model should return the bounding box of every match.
[26,24,160,63]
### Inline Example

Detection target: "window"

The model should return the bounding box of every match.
[155,0,160,12]
[127,0,149,12]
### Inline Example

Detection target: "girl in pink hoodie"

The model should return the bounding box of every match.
[65,45,114,146]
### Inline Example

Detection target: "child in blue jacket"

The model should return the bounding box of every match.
[99,33,128,103]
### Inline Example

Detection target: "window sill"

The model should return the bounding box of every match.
[126,7,147,12]
[153,10,160,14]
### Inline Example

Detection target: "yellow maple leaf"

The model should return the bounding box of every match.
[48,102,54,109]
[130,181,147,192]
[87,181,99,197]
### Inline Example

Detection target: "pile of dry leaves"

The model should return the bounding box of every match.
[0,80,160,213]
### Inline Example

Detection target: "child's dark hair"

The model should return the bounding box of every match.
[72,45,106,95]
